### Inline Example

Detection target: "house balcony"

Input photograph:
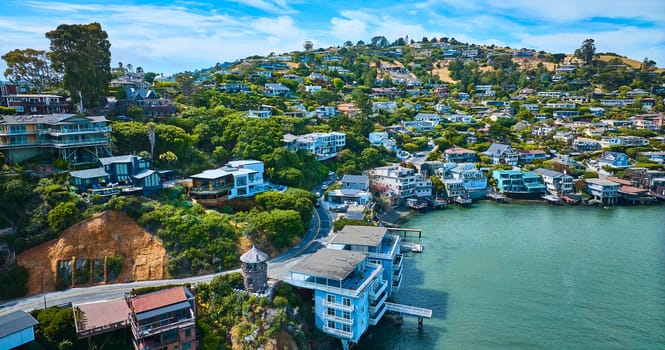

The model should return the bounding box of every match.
[130,314,195,340]
[49,127,112,136]
[393,264,403,284]
[190,184,234,196]
[392,273,402,290]
[50,138,111,148]
[323,325,353,339]
[370,279,388,300]
[393,253,403,270]
[0,130,37,136]
[370,290,388,313]
[369,302,388,326]
[322,300,354,312]
[0,140,40,148]
[322,312,354,326]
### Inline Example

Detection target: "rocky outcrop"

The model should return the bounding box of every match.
[17,210,168,295]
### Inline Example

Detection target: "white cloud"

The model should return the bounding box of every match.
[1,0,664,76]
[227,0,296,14]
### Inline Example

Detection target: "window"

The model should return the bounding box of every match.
[327,320,335,329]
[327,308,335,316]
[327,294,335,303]
[343,311,350,319]
[343,298,351,306]
[182,342,191,350]
[184,327,192,338]
[343,324,351,333]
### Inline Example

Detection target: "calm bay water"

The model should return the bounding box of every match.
[357,202,665,349]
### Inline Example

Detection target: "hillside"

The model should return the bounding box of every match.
[17,210,168,295]
[597,54,665,72]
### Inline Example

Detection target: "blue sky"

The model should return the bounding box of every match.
[1,0,664,76]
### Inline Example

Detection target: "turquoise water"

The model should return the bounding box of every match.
[357,202,665,349]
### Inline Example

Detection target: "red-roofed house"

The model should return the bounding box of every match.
[127,286,197,350]
[444,147,477,163]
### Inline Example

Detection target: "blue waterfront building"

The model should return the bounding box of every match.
[449,163,488,199]
[329,226,404,295]
[289,249,386,349]
[492,169,546,199]
[289,226,430,349]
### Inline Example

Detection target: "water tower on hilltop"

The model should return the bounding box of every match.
[303,40,313,51]
[240,245,269,293]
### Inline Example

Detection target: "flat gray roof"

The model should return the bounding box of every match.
[291,248,365,280]
[341,174,368,183]
[70,167,109,179]
[0,310,38,338]
[332,225,387,247]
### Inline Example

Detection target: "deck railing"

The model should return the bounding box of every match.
[322,300,354,312]
[322,312,354,325]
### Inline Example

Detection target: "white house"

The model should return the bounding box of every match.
[283,132,346,161]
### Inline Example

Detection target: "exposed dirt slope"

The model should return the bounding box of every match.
[17,210,168,295]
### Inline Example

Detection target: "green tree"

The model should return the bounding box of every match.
[126,104,144,120]
[0,106,16,115]
[331,78,344,91]
[46,22,112,108]
[575,38,595,65]
[158,151,178,166]
[1,48,57,92]
[47,201,80,231]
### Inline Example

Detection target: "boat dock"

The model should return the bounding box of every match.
[487,191,508,202]
[401,242,423,253]
[542,194,562,204]
[386,302,432,329]
[388,228,423,241]
[453,196,472,206]
[431,197,448,209]
[406,198,428,211]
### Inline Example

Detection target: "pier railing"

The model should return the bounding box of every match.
[385,302,432,318]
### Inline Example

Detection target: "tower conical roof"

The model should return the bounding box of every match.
[240,245,269,263]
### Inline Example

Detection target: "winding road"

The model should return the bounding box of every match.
[0,203,334,317]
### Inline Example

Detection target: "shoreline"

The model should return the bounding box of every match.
[381,197,663,227]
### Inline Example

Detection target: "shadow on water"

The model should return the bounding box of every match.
[356,289,449,350]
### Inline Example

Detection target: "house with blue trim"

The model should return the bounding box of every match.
[329,226,404,295]
[492,169,546,199]
[289,249,384,349]
[598,151,631,168]
[483,143,519,166]
[0,310,39,349]
[69,154,167,195]
[289,226,430,349]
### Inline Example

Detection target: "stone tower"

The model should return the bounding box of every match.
[240,245,269,293]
